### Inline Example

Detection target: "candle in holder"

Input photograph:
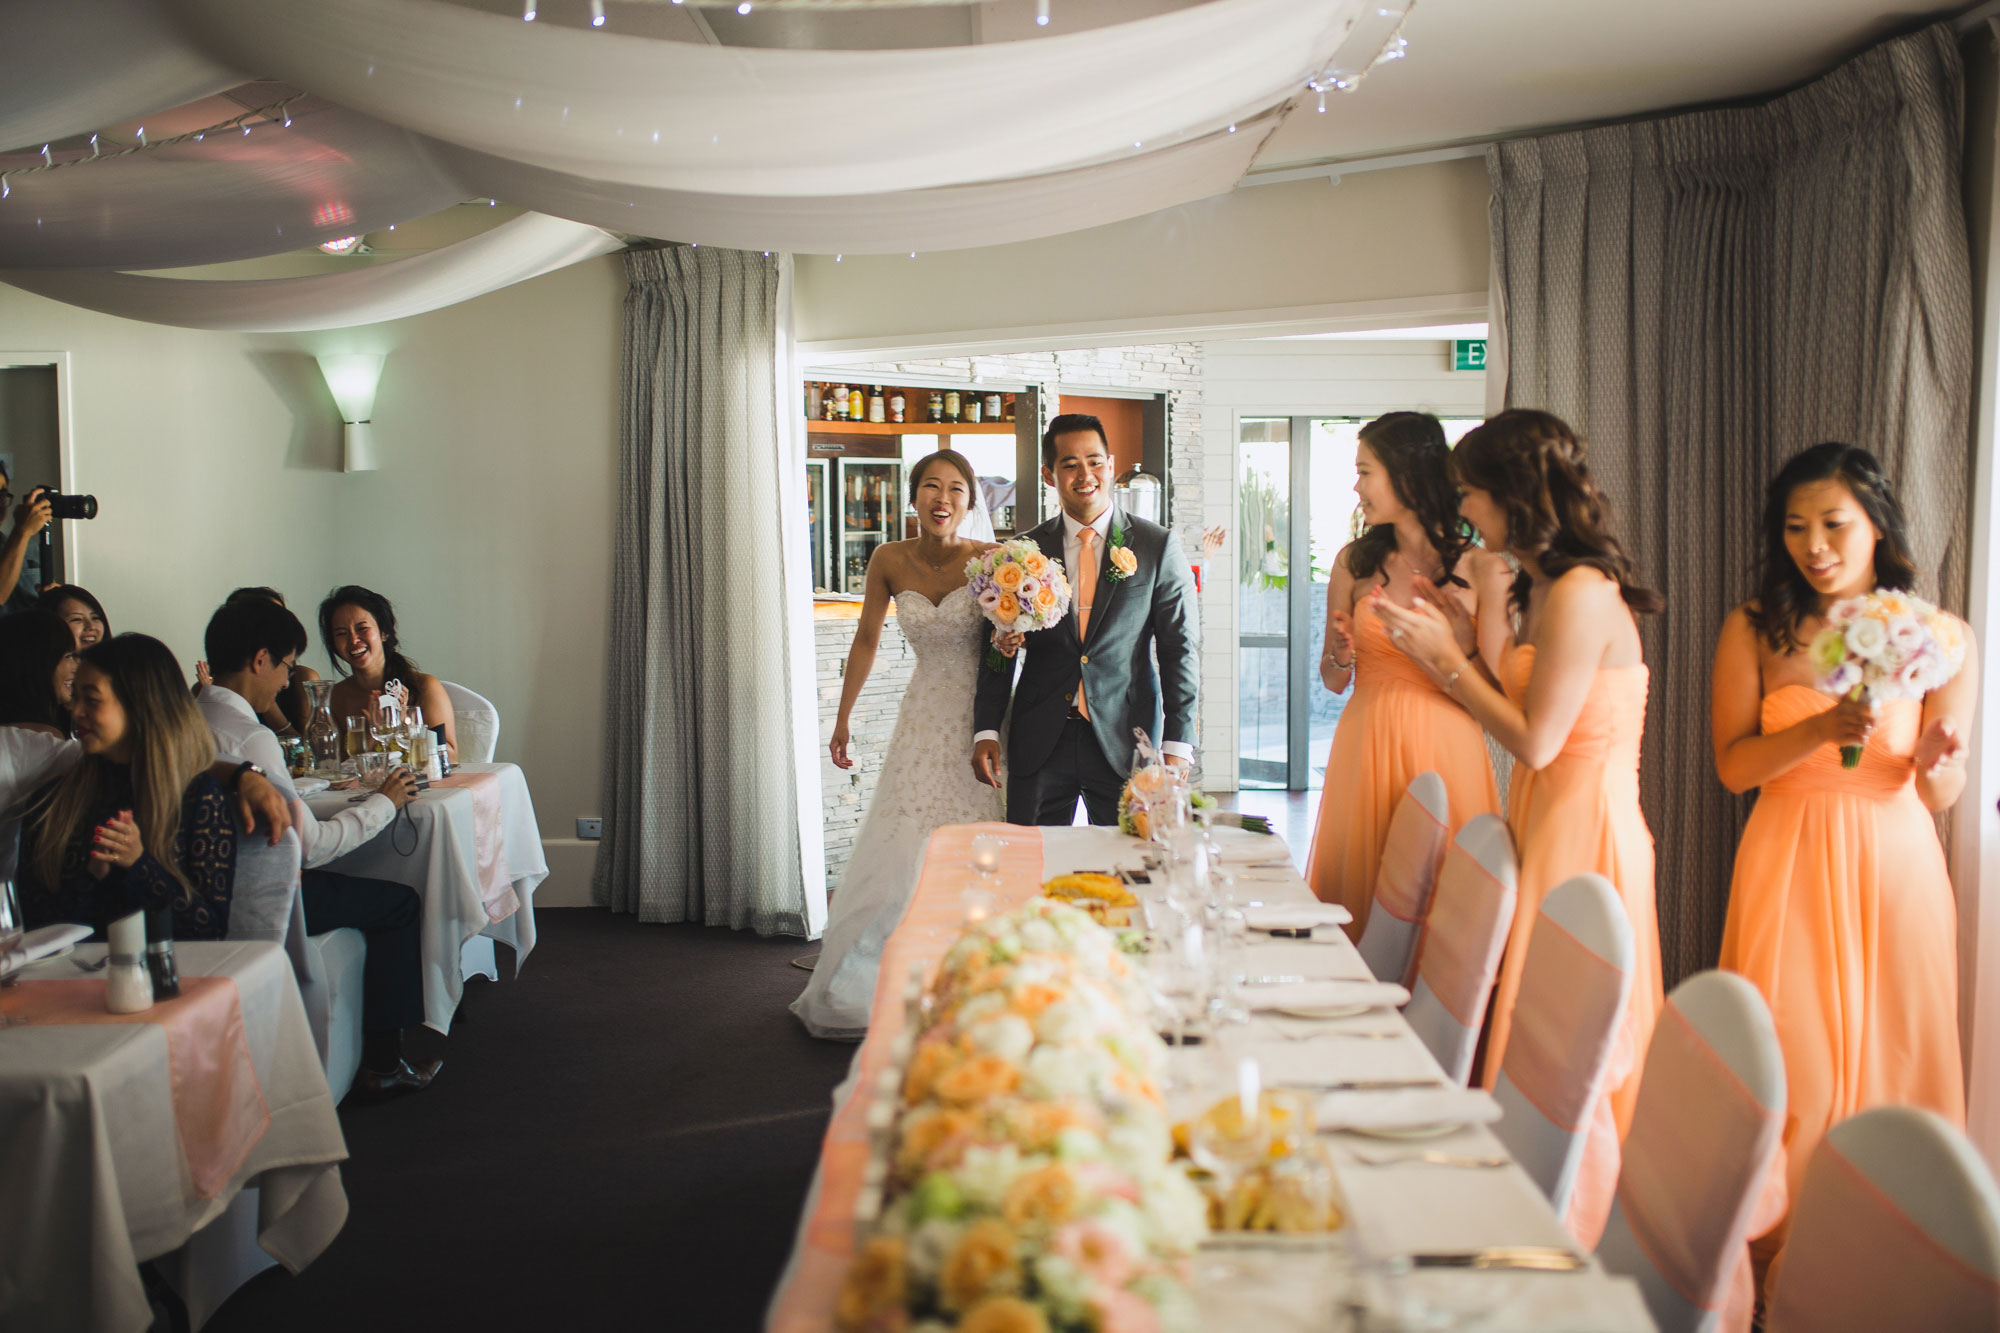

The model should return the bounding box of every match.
[960,887,998,926]
[105,911,154,1013]
[969,833,1003,881]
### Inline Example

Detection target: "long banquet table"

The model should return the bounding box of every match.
[0,939,349,1333]
[769,822,1656,1332]
[305,760,548,1032]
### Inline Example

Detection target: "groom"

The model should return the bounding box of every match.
[971,413,1200,825]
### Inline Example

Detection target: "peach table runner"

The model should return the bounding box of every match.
[770,823,1043,1333]
[10,975,271,1199]
[433,769,518,922]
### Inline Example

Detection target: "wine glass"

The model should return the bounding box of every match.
[1187,1058,1273,1238]
[344,714,373,760]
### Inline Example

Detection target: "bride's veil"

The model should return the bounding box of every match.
[959,488,997,543]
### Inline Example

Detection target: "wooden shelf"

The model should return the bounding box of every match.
[805,419,1017,435]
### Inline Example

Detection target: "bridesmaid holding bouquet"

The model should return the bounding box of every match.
[1712,443,1972,1292]
[1376,409,1663,1246]
[1305,412,1504,934]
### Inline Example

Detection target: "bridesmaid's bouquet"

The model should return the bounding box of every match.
[967,539,1072,669]
[1808,590,1966,768]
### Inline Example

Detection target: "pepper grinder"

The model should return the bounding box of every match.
[144,907,180,1000]
[105,911,154,1013]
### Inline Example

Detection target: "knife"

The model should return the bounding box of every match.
[1408,1247,1586,1272]
[1279,1078,1445,1092]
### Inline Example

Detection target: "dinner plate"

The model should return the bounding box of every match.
[1274,1003,1373,1020]
[1347,1121,1467,1141]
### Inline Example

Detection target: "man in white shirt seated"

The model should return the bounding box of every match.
[199,598,440,1096]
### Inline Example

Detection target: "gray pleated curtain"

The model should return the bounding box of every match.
[593,246,812,936]
[1489,23,1973,986]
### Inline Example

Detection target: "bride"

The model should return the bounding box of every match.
[792,449,1005,1039]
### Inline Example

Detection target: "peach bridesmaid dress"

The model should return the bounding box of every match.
[1483,644,1664,1247]
[1307,606,1500,936]
[1720,688,1964,1287]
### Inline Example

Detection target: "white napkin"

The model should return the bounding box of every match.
[1210,824,1290,864]
[1315,1086,1502,1132]
[291,776,331,797]
[0,922,92,978]
[1245,980,1407,1012]
[1243,904,1352,932]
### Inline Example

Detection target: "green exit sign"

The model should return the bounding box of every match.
[1452,339,1488,372]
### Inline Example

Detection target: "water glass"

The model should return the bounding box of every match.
[355,751,390,790]
[969,833,1003,882]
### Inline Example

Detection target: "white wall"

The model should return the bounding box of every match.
[1197,338,1488,789]
[0,255,623,903]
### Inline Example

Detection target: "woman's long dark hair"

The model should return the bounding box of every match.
[1746,443,1917,654]
[0,609,76,730]
[1344,412,1471,588]
[1452,409,1662,616]
[319,585,420,684]
[37,584,109,636]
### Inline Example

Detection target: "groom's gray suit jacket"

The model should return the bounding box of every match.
[972,508,1200,777]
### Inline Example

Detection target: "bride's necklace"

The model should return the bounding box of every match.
[913,540,959,573]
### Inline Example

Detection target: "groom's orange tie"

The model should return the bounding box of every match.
[1074,526,1098,719]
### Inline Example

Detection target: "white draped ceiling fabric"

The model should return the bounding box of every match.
[0,0,1363,327]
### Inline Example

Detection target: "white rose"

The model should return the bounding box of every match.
[1019,918,1062,953]
[1036,999,1096,1046]
[1844,616,1889,662]
[966,1013,1036,1064]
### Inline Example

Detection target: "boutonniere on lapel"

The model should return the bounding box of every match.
[1106,521,1139,581]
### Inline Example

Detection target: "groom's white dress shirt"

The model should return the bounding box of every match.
[975,506,1192,762]
[198,685,396,869]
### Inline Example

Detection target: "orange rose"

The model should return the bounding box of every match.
[1006,1101,1095,1153]
[1031,584,1058,615]
[994,562,1025,593]
[935,1053,1022,1105]
[995,593,1022,623]
[906,1040,961,1105]
[1024,553,1050,578]
[940,1220,1022,1312]
[1006,982,1067,1020]
[956,1298,1050,1333]
[836,1237,907,1331]
[1109,545,1138,576]
[1002,1163,1083,1228]
[897,1107,981,1175]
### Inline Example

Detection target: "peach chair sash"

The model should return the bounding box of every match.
[1356,771,1449,988]
[1492,874,1632,1218]
[1403,814,1516,1084]
[1597,971,1785,1333]
[1769,1107,2000,1333]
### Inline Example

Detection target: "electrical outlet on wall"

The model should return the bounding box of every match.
[576,817,603,840]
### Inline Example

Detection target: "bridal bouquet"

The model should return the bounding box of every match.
[1809,590,1966,768]
[967,540,1072,669]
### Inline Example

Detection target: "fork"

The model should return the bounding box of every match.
[1347,1149,1510,1169]
[1267,1025,1401,1043]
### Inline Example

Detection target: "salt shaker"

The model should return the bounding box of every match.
[105,910,154,1013]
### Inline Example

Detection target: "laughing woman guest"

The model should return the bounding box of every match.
[321,586,457,761]
[19,634,237,940]
[1306,412,1503,932]
[39,584,108,651]
[1376,409,1663,1246]
[1713,444,1971,1290]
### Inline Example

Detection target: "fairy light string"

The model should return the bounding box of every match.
[0,92,309,201]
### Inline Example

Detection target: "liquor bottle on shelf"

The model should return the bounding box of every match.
[832,384,850,420]
[963,395,982,424]
[927,391,944,423]
[849,385,864,420]
[821,384,839,420]
[806,382,819,418]
[944,388,961,422]
[1003,394,1016,422]
[867,386,886,423]
[984,392,1002,420]
[889,389,905,423]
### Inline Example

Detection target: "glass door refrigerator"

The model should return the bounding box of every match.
[805,458,831,592]
[834,458,904,592]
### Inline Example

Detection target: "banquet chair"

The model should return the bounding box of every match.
[1355,771,1448,987]
[1596,970,1785,1333]
[1490,873,1633,1217]
[1401,814,1516,1084]
[441,679,501,763]
[1767,1106,2000,1333]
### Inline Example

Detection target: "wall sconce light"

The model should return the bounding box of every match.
[316,353,385,472]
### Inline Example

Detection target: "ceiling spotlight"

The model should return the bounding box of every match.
[281,108,293,128]
[242,121,252,135]
[1,177,9,200]
[522,0,536,16]
[1036,0,1049,24]
[319,236,363,255]
[39,144,51,166]
[737,1,751,11]
[1227,123,1237,133]
[137,126,147,145]
[589,0,605,24]
[88,133,100,157]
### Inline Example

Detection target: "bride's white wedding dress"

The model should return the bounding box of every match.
[792,585,1003,1039]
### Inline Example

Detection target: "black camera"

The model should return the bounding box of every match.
[34,488,97,521]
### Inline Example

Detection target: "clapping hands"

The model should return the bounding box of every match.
[1369,588,1467,683]
[1916,716,1966,777]
[88,809,142,879]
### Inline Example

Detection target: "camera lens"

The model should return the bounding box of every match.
[45,492,98,521]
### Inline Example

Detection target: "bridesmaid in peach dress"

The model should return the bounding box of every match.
[1305,412,1504,936]
[1378,409,1664,1247]
[1712,443,1973,1297]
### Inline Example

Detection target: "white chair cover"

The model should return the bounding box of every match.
[1597,971,1786,1333]
[1491,873,1633,1221]
[439,680,500,763]
[228,822,301,946]
[1356,771,1448,988]
[1402,814,1516,1085]
[1768,1106,2000,1333]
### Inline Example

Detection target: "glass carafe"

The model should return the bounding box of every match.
[304,679,341,775]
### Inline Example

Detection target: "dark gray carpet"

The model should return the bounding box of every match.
[205,908,856,1333]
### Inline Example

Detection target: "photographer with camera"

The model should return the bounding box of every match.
[0,464,52,610]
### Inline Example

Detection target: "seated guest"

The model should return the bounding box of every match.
[195,586,324,737]
[39,583,108,650]
[20,634,240,940]
[0,609,80,877]
[202,598,441,1095]
[321,585,457,761]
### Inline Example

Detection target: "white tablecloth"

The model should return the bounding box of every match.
[0,940,349,1333]
[305,761,548,1033]
[770,825,1656,1332]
